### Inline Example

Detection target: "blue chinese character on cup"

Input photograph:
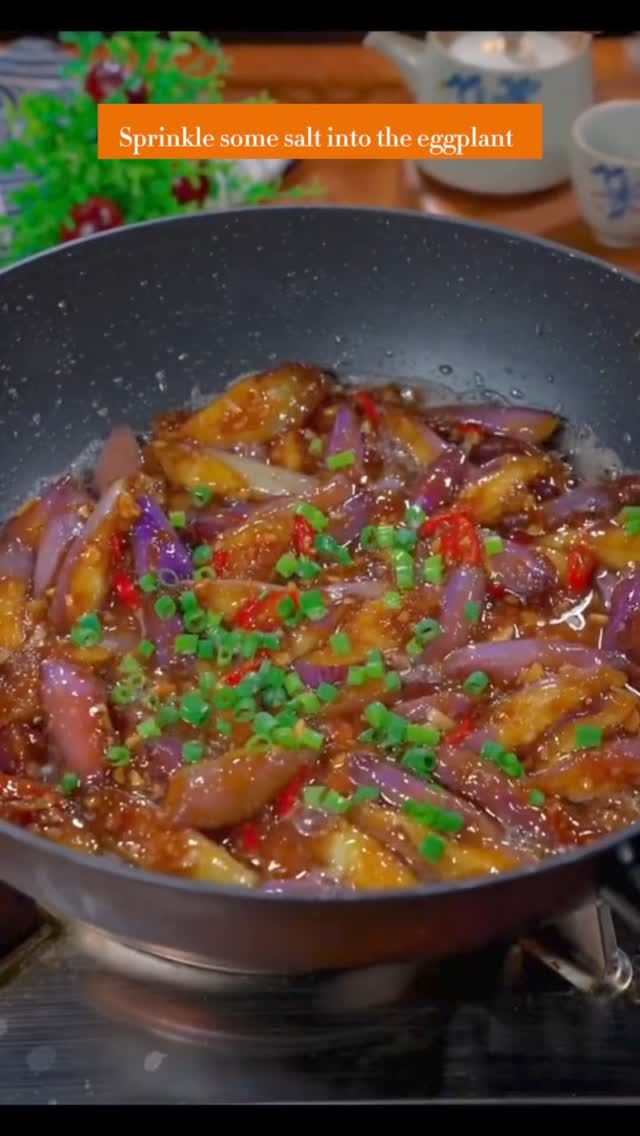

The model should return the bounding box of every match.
[444,73,487,103]
[590,163,640,221]
[444,71,541,104]
[494,75,541,102]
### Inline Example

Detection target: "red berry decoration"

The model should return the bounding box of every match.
[60,197,124,243]
[85,59,148,104]
[172,174,210,206]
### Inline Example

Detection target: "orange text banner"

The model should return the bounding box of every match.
[98,102,543,160]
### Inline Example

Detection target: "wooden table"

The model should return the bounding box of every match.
[224,37,640,275]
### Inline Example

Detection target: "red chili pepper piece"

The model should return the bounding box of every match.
[110,533,126,563]
[567,544,597,593]
[224,657,266,687]
[234,591,284,632]
[488,580,506,599]
[239,821,260,853]
[275,764,312,818]
[213,550,229,575]
[293,514,316,558]
[446,716,475,745]
[355,390,380,429]
[421,509,482,567]
[113,572,142,610]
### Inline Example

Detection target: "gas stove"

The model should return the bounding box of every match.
[1,882,639,1105]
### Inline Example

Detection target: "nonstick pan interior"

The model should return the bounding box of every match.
[0,205,640,970]
[1,205,639,518]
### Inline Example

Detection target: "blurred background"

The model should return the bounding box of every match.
[0,29,639,271]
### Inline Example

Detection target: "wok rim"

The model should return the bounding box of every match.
[0,201,638,906]
[0,202,639,287]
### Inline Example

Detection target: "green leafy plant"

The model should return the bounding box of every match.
[0,30,319,264]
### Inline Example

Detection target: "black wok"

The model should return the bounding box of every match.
[1,204,640,973]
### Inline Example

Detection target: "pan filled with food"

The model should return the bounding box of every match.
[0,205,639,972]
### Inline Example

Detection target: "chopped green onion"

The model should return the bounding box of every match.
[233,697,257,722]
[326,449,356,471]
[622,506,640,535]
[120,653,142,675]
[277,595,297,619]
[393,527,417,552]
[299,590,327,621]
[365,701,389,729]
[191,486,213,508]
[414,618,441,644]
[315,533,353,566]
[194,566,216,582]
[169,510,186,529]
[182,740,205,764]
[384,671,402,693]
[350,786,380,806]
[180,691,211,726]
[393,549,414,590]
[217,719,232,737]
[199,671,216,696]
[295,503,328,531]
[403,799,464,833]
[575,724,603,749]
[137,717,161,739]
[59,772,81,796]
[138,573,158,594]
[272,726,297,749]
[297,556,322,581]
[184,610,208,634]
[481,740,505,761]
[197,638,216,660]
[330,632,352,656]
[317,683,339,703]
[295,692,321,716]
[360,525,377,549]
[299,727,324,751]
[283,672,305,697]
[309,436,323,456]
[376,524,395,549]
[497,751,524,778]
[70,612,102,648]
[275,706,297,729]
[401,748,437,778]
[383,713,407,748]
[179,590,198,613]
[107,745,131,767]
[303,785,350,812]
[112,682,137,706]
[423,554,444,585]
[529,789,546,807]
[138,639,155,659]
[484,533,504,556]
[407,638,423,657]
[253,712,277,737]
[154,595,176,620]
[364,649,385,680]
[193,544,213,567]
[214,687,237,710]
[405,505,426,529]
[175,633,199,655]
[384,591,403,610]
[258,631,281,651]
[464,600,482,623]
[406,723,440,746]
[420,834,446,862]
[157,702,180,727]
[347,665,366,686]
[462,670,490,696]
[276,553,299,579]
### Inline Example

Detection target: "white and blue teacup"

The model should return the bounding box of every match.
[570,99,640,248]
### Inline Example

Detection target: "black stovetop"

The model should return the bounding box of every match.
[1,885,640,1105]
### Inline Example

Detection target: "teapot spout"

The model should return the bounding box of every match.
[363,31,423,93]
